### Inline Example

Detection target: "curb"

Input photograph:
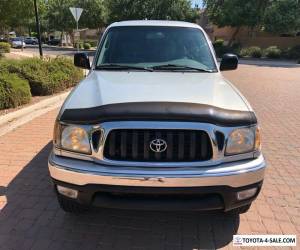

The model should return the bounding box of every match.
[0,91,70,137]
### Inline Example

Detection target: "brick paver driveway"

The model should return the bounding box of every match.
[0,64,299,250]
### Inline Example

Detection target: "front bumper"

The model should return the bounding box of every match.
[48,153,266,211]
[49,153,265,188]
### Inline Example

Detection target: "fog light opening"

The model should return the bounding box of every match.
[237,187,258,201]
[57,185,78,199]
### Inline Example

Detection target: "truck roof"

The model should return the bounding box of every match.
[108,20,201,29]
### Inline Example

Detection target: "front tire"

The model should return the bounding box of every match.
[226,204,251,215]
[57,194,88,213]
[237,204,251,214]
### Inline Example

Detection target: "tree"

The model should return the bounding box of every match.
[204,0,269,44]
[75,0,108,29]
[45,0,107,37]
[46,0,75,34]
[0,0,49,37]
[106,0,199,23]
[0,0,36,31]
[264,0,300,34]
[45,0,107,45]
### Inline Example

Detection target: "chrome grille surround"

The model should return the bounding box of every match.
[54,121,258,167]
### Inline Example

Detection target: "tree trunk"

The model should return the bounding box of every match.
[60,31,64,47]
[69,31,75,47]
[229,26,240,46]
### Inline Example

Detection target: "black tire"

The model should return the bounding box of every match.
[237,204,251,214]
[226,204,251,215]
[57,194,88,214]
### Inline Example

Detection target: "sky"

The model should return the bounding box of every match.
[191,0,204,8]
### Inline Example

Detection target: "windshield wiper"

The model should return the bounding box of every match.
[151,64,214,72]
[95,64,153,72]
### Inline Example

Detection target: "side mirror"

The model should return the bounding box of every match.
[74,53,90,69]
[220,53,238,71]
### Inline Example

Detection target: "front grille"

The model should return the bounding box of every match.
[103,129,212,162]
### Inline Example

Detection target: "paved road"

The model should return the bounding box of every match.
[24,45,95,57]
[0,65,299,249]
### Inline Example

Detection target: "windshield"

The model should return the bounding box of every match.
[96,26,217,71]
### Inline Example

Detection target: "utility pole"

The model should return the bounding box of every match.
[34,0,43,57]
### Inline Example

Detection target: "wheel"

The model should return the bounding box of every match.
[57,193,88,213]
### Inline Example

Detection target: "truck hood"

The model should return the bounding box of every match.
[62,71,250,112]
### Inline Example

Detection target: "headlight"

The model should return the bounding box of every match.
[225,127,260,155]
[54,122,91,154]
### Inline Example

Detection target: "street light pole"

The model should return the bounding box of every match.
[34,0,43,58]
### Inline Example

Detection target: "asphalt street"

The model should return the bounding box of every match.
[24,44,95,57]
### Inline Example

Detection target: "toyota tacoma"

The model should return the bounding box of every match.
[48,20,266,214]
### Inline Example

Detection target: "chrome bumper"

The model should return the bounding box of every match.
[48,153,266,188]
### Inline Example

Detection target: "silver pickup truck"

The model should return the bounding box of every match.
[48,20,266,214]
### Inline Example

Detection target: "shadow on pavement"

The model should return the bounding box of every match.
[238,59,300,68]
[217,58,300,68]
[0,186,6,196]
[0,142,239,249]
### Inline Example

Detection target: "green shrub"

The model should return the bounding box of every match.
[8,58,47,95]
[281,48,290,59]
[240,46,263,58]
[47,57,83,89]
[0,59,23,74]
[8,57,83,95]
[228,43,241,56]
[213,40,242,57]
[0,42,11,53]
[213,39,224,47]
[74,41,84,49]
[264,46,281,59]
[84,40,97,47]
[290,45,300,59]
[0,59,11,73]
[0,72,31,109]
[240,46,262,58]
[83,42,91,50]
[239,48,250,57]
[213,39,226,57]
[249,46,262,58]
[282,45,300,59]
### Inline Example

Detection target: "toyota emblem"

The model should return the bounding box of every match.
[149,139,167,153]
